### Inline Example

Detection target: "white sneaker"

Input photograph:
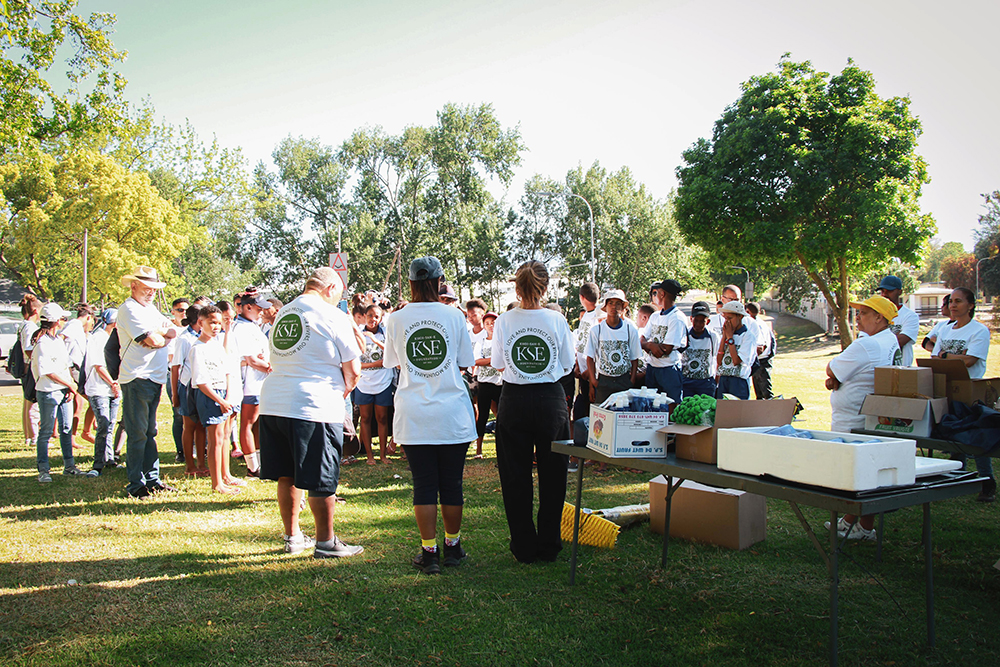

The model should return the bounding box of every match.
[314,536,364,559]
[823,517,850,532]
[284,533,316,555]
[839,524,877,541]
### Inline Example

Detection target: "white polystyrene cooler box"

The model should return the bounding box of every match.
[716,427,916,491]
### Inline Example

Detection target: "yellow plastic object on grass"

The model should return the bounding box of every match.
[560,502,620,548]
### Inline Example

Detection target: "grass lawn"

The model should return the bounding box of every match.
[1,316,998,666]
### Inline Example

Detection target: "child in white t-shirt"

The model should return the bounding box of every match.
[190,306,239,495]
[585,290,640,404]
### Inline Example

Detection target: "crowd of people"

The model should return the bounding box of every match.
[9,261,992,567]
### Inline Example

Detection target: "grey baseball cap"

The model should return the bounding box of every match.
[409,256,444,281]
[691,301,712,317]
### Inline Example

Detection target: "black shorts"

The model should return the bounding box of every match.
[402,443,469,506]
[259,414,343,497]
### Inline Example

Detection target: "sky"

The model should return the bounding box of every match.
[78,0,998,251]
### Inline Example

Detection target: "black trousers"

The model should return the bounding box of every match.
[495,382,570,563]
[752,357,774,400]
[476,381,503,440]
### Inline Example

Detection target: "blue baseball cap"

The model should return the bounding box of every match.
[877,275,903,291]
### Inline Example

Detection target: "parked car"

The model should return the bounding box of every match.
[0,317,19,360]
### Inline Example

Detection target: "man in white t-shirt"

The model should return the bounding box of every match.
[117,266,177,500]
[641,279,689,405]
[259,267,363,559]
[877,275,919,367]
[711,284,762,344]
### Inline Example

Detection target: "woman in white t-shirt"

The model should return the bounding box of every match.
[921,295,953,353]
[491,260,575,564]
[932,287,995,501]
[825,295,900,540]
[31,303,95,481]
[382,256,477,575]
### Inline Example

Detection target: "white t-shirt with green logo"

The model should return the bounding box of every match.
[382,302,477,445]
[260,293,361,424]
[491,307,575,385]
[932,320,990,380]
[474,335,502,386]
[642,306,689,368]
[889,304,919,367]
[574,307,604,373]
[356,325,393,395]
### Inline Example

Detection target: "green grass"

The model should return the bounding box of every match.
[1,316,999,666]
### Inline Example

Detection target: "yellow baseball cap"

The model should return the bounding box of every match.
[849,295,898,322]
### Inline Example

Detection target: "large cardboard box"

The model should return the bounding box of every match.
[917,358,1000,406]
[874,366,933,397]
[859,395,950,438]
[649,476,766,550]
[657,399,797,464]
[586,404,669,458]
[717,426,917,491]
[933,373,948,399]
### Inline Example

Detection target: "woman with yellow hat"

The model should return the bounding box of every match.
[824,295,900,540]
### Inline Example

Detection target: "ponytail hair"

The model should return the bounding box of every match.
[19,294,41,318]
[515,260,549,307]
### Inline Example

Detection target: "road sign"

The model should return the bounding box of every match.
[329,252,349,289]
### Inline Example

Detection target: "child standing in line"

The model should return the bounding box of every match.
[172,305,208,477]
[585,290,640,405]
[190,305,239,495]
[682,301,720,398]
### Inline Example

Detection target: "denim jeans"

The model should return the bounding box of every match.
[121,378,162,493]
[36,389,74,473]
[89,394,121,470]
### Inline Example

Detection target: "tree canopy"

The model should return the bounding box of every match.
[675,57,935,347]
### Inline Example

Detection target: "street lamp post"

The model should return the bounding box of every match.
[728,265,750,300]
[537,191,596,282]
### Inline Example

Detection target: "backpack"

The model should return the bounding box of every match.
[6,335,26,379]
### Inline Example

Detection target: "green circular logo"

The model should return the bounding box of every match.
[407,327,447,371]
[511,335,551,374]
[893,348,902,366]
[273,314,303,351]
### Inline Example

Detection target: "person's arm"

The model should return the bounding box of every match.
[137,328,176,349]
[586,356,598,402]
[198,382,231,414]
[630,358,638,385]
[93,364,121,398]
[825,361,840,390]
[342,357,361,395]
[45,371,77,393]
[360,357,383,370]
[893,331,913,350]
[171,364,181,407]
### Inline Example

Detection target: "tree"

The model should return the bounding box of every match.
[0,147,188,302]
[920,240,966,282]
[973,191,1000,297]
[340,103,523,300]
[1,0,128,152]
[547,162,707,306]
[675,57,935,348]
[940,254,976,290]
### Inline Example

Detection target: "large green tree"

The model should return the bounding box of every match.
[1,0,128,152]
[340,103,523,300]
[0,146,188,302]
[675,57,935,347]
[550,162,706,306]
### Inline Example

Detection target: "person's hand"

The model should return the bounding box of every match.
[163,327,177,340]
[648,343,664,358]
[218,399,232,413]
[825,377,840,391]
[172,392,179,407]
[112,382,121,399]
[721,320,733,340]
[588,383,596,402]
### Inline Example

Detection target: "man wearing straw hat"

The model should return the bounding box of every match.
[117,266,177,499]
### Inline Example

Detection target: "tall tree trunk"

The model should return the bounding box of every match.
[795,250,853,349]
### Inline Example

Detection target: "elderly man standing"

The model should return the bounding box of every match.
[117,266,177,499]
[259,267,364,559]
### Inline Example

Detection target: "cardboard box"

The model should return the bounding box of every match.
[586,404,669,458]
[933,373,948,399]
[649,476,766,550]
[859,395,949,438]
[657,399,798,465]
[874,366,933,397]
[917,358,1000,406]
[718,426,917,491]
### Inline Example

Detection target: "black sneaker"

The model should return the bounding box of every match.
[977,479,996,503]
[442,541,467,567]
[412,548,441,575]
[246,467,260,479]
[127,487,152,500]
[104,459,119,469]
[148,482,178,494]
